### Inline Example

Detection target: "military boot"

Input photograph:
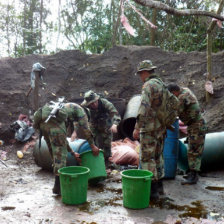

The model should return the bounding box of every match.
[181,170,198,185]
[157,179,164,195]
[52,176,61,195]
[150,181,159,201]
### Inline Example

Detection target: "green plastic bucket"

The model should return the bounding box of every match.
[58,166,90,205]
[80,150,107,184]
[121,169,153,209]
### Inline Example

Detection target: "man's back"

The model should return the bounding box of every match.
[137,75,166,133]
[64,103,86,122]
[178,87,202,125]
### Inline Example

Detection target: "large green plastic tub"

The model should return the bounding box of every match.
[80,150,107,184]
[121,169,153,209]
[58,166,90,205]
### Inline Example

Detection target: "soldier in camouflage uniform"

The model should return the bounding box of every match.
[133,60,168,200]
[64,102,99,155]
[33,101,98,195]
[81,90,121,168]
[168,84,207,185]
[33,101,77,195]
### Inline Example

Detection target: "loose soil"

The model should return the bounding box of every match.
[1,45,224,141]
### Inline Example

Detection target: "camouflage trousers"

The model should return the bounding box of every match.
[44,130,68,176]
[187,120,207,171]
[92,128,112,161]
[140,132,165,181]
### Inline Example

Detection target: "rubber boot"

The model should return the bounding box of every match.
[181,170,198,185]
[157,179,164,195]
[150,181,159,201]
[52,176,61,195]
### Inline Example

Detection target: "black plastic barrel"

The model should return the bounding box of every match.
[33,138,91,171]
[118,95,141,139]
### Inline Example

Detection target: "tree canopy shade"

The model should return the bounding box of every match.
[0,0,223,57]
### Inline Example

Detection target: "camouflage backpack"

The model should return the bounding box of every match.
[152,78,179,128]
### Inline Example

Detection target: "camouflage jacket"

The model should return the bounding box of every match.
[33,104,72,152]
[64,103,94,145]
[178,87,204,125]
[135,74,166,134]
[88,98,121,130]
[33,103,67,134]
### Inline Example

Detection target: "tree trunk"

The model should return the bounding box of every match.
[33,72,40,111]
[39,0,43,53]
[22,0,27,56]
[150,8,157,46]
[56,0,61,51]
[119,23,123,45]
[28,0,35,54]
[206,0,224,103]
[206,33,212,103]
[112,0,122,46]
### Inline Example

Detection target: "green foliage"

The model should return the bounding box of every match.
[150,0,221,52]
[157,15,209,52]
[0,0,223,56]
[0,2,18,56]
[19,0,50,55]
[0,0,50,57]
[60,0,116,53]
[211,27,224,53]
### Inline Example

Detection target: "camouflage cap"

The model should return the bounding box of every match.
[81,90,100,107]
[136,60,157,74]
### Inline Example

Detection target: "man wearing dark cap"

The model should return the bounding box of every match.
[133,60,175,200]
[81,90,121,168]
[168,84,207,185]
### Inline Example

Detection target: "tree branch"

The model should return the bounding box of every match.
[133,0,224,21]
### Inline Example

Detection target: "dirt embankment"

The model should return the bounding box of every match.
[0,46,224,142]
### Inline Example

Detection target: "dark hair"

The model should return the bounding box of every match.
[167,83,180,92]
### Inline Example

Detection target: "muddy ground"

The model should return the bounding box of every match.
[1,145,224,224]
[1,46,224,223]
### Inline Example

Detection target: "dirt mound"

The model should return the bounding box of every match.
[1,46,224,142]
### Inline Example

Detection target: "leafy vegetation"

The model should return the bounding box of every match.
[0,0,223,57]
